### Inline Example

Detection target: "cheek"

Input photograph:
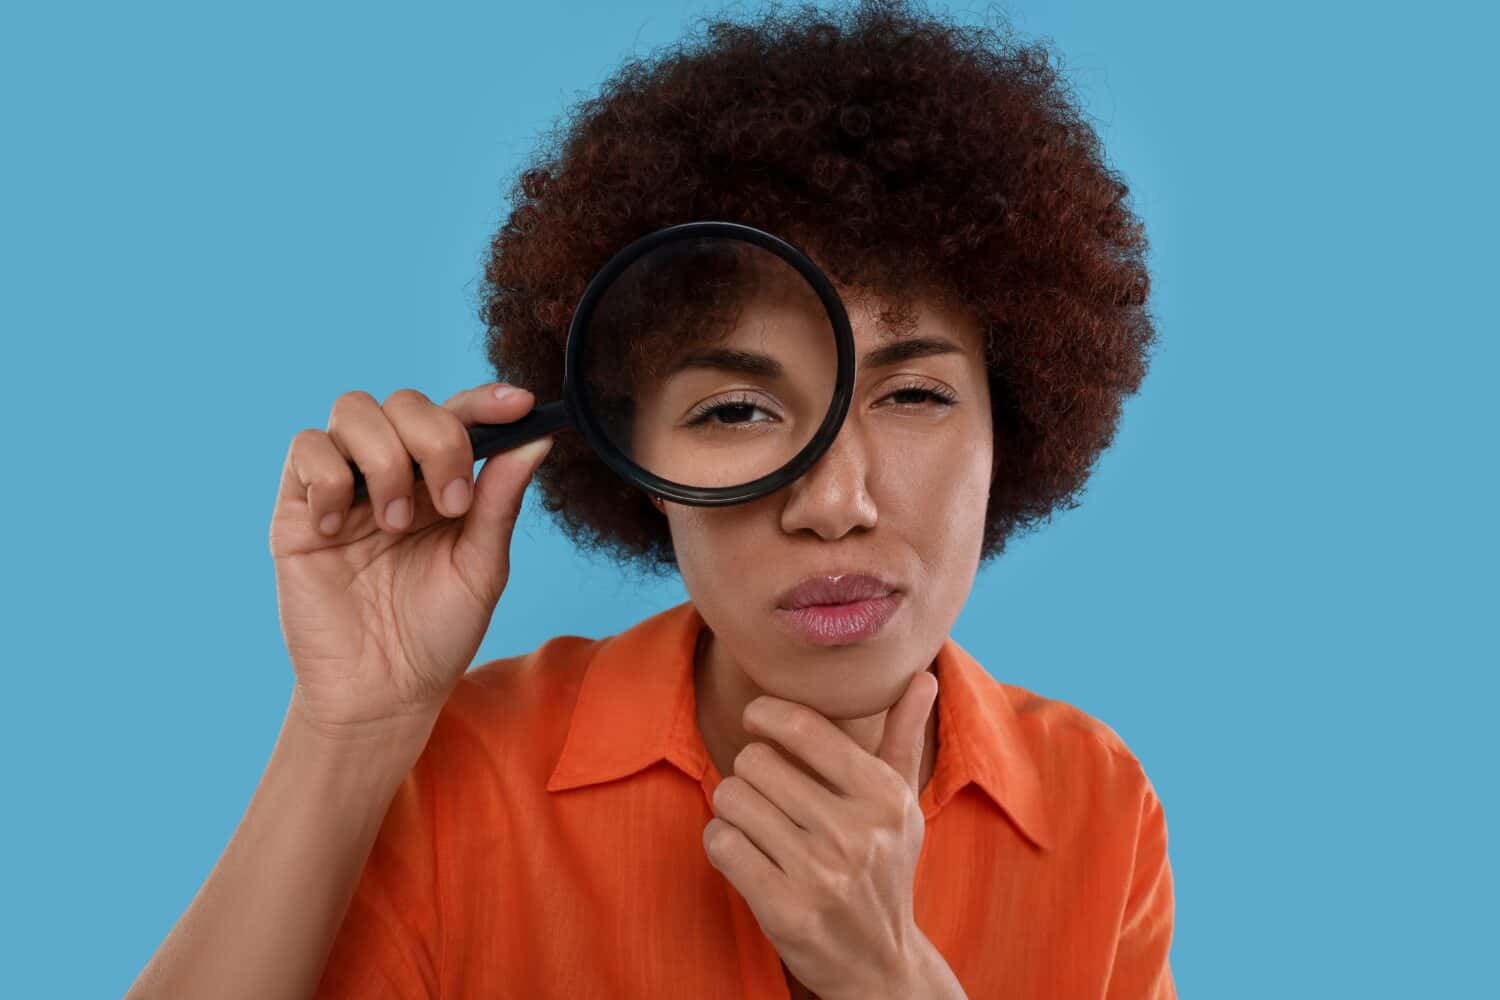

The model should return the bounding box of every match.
[664,507,759,601]
[876,427,992,555]
[932,450,991,531]
[664,508,709,581]
[892,422,990,497]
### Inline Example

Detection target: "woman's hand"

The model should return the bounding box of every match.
[269,382,553,740]
[703,670,942,1000]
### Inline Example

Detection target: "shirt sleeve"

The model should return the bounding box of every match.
[312,754,443,999]
[1104,776,1177,1000]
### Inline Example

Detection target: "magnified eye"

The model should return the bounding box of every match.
[685,393,780,428]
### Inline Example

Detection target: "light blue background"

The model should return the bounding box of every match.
[2,1,1493,996]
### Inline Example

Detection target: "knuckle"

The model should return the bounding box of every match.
[734,742,770,774]
[812,863,854,901]
[397,424,443,462]
[333,389,377,414]
[713,776,746,811]
[825,824,855,858]
[422,412,472,465]
[438,409,473,455]
[361,450,408,484]
[771,901,814,941]
[391,407,467,470]
[309,463,353,495]
[291,427,323,449]
[828,828,870,869]
[779,711,813,744]
[384,387,430,409]
[289,428,325,466]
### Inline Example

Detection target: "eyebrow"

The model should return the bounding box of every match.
[666,348,784,378]
[665,336,963,378]
[861,336,963,369]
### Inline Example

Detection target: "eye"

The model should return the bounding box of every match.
[880,382,958,409]
[684,393,780,428]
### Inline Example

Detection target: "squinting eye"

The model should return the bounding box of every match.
[884,386,957,408]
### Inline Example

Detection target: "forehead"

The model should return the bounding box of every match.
[773,231,986,355]
[716,280,987,379]
[666,237,983,355]
[830,285,987,362]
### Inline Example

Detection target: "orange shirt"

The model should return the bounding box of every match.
[316,600,1176,998]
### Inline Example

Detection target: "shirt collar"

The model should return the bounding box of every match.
[546,601,1053,851]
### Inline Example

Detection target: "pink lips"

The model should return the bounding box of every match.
[774,573,902,646]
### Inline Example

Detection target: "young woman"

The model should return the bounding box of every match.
[127,2,1171,997]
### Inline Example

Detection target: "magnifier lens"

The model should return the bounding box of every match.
[580,237,838,491]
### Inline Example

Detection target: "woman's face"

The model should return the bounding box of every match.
[655,284,994,719]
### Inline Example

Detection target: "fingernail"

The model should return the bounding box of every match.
[442,477,471,515]
[318,511,342,535]
[493,384,519,402]
[512,436,553,470]
[385,496,411,529]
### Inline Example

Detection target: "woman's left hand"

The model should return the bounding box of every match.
[703,669,940,1000]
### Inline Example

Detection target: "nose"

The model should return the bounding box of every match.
[778,412,878,540]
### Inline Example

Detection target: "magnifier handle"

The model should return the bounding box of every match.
[350,398,571,505]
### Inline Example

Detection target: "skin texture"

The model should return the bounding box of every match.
[658,285,993,999]
[664,286,992,788]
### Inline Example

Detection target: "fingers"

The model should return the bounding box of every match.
[380,388,476,521]
[282,382,539,541]
[285,428,356,537]
[451,433,553,597]
[441,381,536,427]
[325,389,420,533]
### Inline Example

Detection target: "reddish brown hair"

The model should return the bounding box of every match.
[480,0,1157,577]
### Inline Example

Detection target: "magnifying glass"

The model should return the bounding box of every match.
[350,221,856,507]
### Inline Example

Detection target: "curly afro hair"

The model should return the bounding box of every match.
[479,0,1157,579]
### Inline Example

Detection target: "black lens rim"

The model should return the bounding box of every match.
[562,220,856,507]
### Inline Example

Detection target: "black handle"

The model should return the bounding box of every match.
[350,398,572,504]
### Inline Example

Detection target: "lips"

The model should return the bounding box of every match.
[776,573,897,610]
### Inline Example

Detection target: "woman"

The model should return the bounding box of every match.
[127,2,1171,998]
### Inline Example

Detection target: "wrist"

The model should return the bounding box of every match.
[284,693,438,774]
[878,927,967,1000]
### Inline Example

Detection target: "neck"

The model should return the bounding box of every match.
[693,623,939,795]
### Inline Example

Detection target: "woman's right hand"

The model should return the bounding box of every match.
[269,382,554,740]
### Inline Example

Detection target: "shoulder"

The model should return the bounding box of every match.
[990,678,1166,836]
[1003,680,1151,772]
[457,632,602,721]
[418,631,605,776]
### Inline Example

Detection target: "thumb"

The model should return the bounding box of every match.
[451,435,553,602]
[876,668,939,795]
